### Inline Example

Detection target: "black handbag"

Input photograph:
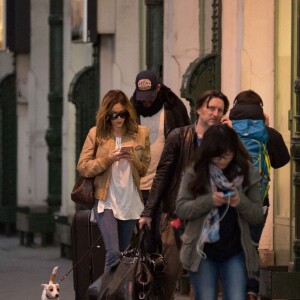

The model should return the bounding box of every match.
[92,226,166,300]
[71,141,98,209]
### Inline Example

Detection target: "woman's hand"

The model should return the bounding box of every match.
[139,216,152,229]
[212,188,240,207]
[120,151,135,161]
[108,149,125,162]
[228,187,240,207]
[212,191,229,206]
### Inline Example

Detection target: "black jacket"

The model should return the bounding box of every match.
[131,84,191,137]
[141,125,198,218]
[229,104,290,169]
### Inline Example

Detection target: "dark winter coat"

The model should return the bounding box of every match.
[141,124,197,218]
[131,84,191,138]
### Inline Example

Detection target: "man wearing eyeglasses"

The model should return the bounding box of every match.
[139,89,231,300]
[131,70,190,253]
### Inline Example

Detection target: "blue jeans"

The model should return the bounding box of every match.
[189,252,247,300]
[93,206,137,271]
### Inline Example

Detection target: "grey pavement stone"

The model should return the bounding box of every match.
[0,234,190,300]
[0,235,74,300]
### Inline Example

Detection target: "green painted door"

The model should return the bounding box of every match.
[69,65,99,167]
[0,73,17,234]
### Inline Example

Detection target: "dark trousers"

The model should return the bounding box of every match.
[141,190,162,253]
[247,207,269,295]
[158,213,182,300]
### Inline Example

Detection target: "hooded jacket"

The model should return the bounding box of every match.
[229,104,290,169]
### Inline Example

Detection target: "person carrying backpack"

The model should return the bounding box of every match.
[229,90,290,300]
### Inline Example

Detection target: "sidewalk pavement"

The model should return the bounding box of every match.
[0,234,75,300]
[0,234,190,300]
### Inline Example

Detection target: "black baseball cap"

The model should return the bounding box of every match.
[135,70,158,101]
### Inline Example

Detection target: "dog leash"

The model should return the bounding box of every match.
[58,234,102,283]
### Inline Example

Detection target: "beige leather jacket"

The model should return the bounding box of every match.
[77,126,151,201]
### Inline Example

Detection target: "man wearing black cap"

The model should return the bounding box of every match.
[131,70,190,252]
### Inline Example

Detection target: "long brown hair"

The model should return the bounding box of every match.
[188,124,251,195]
[95,90,138,142]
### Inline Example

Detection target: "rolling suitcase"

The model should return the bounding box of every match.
[71,209,105,300]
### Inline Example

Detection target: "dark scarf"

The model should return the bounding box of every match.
[132,90,165,117]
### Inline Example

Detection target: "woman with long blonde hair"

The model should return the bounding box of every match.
[77,89,151,270]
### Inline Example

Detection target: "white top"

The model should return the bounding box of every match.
[139,107,165,190]
[96,139,144,220]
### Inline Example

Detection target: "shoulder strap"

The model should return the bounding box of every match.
[93,132,98,158]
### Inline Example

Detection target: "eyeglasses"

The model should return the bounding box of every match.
[212,152,233,161]
[109,111,129,120]
[207,105,224,115]
[212,152,234,162]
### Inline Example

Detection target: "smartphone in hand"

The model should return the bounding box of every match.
[223,190,235,197]
[120,145,133,153]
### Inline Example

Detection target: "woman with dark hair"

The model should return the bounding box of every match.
[77,89,151,270]
[176,124,264,300]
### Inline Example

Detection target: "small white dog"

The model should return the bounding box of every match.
[41,266,60,300]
